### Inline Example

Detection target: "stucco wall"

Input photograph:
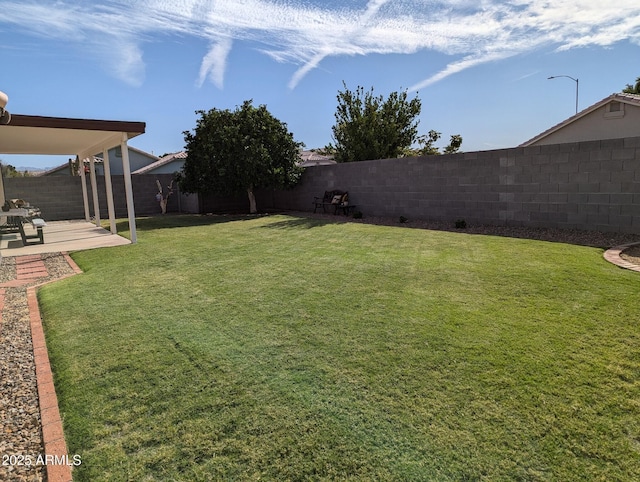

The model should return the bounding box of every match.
[257,136,640,234]
[531,103,640,145]
[104,147,158,175]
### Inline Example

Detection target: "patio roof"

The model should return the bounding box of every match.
[0,112,146,245]
[0,114,145,157]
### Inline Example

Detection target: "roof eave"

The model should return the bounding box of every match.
[519,93,640,147]
[9,114,145,136]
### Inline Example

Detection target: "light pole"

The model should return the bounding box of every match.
[548,75,579,115]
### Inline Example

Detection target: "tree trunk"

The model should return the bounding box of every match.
[247,186,257,214]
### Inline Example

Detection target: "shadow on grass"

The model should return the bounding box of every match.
[256,216,334,230]
[112,213,269,233]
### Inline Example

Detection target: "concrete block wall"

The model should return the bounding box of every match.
[258,136,640,234]
[199,190,250,214]
[503,137,640,233]
[6,136,640,234]
[5,176,87,220]
[4,174,196,221]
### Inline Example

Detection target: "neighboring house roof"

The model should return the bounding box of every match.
[39,163,74,176]
[39,158,103,176]
[39,146,167,176]
[132,151,187,174]
[126,145,160,161]
[520,93,640,146]
[299,150,336,167]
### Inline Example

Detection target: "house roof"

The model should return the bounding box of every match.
[520,93,640,147]
[39,146,159,176]
[124,144,159,161]
[299,150,336,167]
[39,157,104,176]
[0,114,145,157]
[40,163,77,176]
[132,151,187,174]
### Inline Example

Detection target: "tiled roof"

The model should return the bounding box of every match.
[132,151,187,174]
[298,150,336,167]
[520,93,640,146]
[39,158,103,176]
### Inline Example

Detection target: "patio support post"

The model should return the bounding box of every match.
[79,156,91,222]
[120,134,137,244]
[102,148,117,234]
[89,156,101,227]
[0,167,5,207]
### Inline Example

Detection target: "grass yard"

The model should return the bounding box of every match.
[39,214,640,481]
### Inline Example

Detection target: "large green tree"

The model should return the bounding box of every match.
[330,83,422,162]
[0,162,26,177]
[179,100,303,213]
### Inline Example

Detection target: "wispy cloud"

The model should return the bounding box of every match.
[3,0,640,90]
[198,38,233,89]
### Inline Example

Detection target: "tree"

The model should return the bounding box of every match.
[330,83,422,162]
[179,100,303,213]
[1,162,22,178]
[414,130,443,156]
[623,77,640,94]
[400,130,463,157]
[443,135,463,155]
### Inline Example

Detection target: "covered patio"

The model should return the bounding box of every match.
[0,219,131,256]
[0,104,145,257]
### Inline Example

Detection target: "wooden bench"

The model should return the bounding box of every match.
[313,190,357,215]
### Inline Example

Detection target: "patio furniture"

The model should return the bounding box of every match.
[9,199,41,219]
[313,190,356,215]
[19,217,46,245]
[0,208,46,245]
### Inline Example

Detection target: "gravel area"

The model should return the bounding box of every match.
[0,253,76,482]
[294,211,640,249]
[0,257,16,284]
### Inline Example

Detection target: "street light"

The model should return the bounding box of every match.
[548,75,579,115]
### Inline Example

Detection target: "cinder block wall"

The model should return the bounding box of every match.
[6,136,640,233]
[5,176,86,220]
[199,192,249,214]
[4,174,196,221]
[258,136,640,234]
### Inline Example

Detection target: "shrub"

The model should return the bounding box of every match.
[455,219,467,229]
[353,211,363,219]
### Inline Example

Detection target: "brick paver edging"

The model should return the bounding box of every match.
[603,242,640,273]
[28,253,83,482]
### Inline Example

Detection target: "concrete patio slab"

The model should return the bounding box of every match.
[0,220,130,257]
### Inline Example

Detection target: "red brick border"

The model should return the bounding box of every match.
[603,242,640,273]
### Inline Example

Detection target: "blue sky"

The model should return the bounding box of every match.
[1,0,640,169]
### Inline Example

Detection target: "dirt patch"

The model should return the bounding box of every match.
[294,211,640,249]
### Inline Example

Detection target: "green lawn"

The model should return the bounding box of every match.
[39,214,640,481]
